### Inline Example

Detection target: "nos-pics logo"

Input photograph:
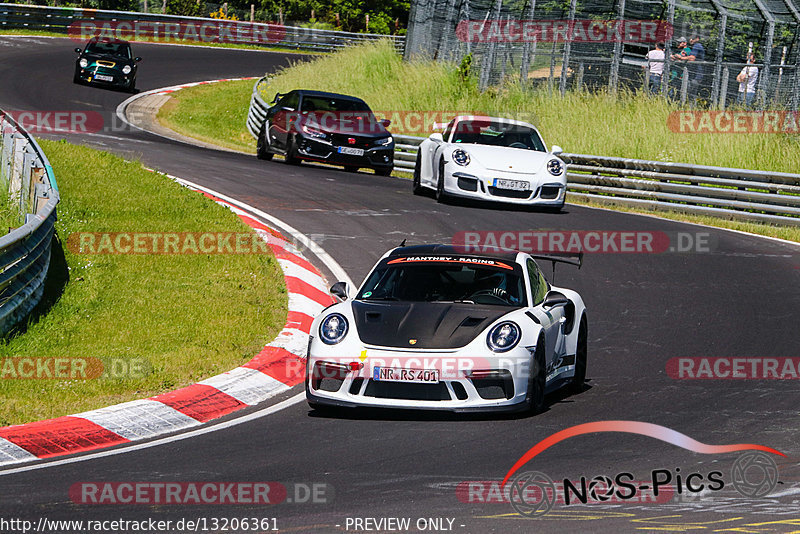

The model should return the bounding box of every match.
[501,421,783,517]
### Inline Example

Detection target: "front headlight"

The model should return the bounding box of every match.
[79,58,88,68]
[547,159,564,176]
[302,124,327,139]
[452,148,470,166]
[319,313,348,345]
[487,321,521,352]
[122,65,132,75]
[375,136,393,146]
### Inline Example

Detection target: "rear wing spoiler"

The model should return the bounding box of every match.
[530,253,583,284]
[530,253,583,269]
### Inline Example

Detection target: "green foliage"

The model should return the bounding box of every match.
[458,53,473,83]
[249,0,408,33]
[166,0,207,17]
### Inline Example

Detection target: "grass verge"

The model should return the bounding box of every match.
[157,41,800,242]
[567,195,800,242]
[0,185,21,235]
[157,82,256,152]
[0,140,287,426]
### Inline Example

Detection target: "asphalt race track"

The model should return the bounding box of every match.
[1,36,799,533]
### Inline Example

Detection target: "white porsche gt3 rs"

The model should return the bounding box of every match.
[412,116,567,209]
[305,244,587,413]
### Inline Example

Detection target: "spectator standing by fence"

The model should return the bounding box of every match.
[736,52,759,108]
[685,35,706,101]
[645,42,665,94]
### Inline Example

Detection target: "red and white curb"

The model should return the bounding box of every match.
[0,177,335,466]
[143,77,259,96]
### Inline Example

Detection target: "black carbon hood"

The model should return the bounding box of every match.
[351,301,517,349]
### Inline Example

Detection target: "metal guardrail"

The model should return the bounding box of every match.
[0,3,404,53]
[0,111,60,334]
[246,79,800,225]
[246,78,271,141]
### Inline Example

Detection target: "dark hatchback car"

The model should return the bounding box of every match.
[74,37,140,92]
[256,90,394,175]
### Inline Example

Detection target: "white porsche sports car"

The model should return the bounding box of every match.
[412,116,567,209]
[305,244,587,413]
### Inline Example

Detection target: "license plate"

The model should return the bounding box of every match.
[337,146,364,156]
[373,367,439,383]
[493,178,530,191]
[94,74,114,82]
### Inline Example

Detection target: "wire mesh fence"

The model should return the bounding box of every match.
[405,0,800,109]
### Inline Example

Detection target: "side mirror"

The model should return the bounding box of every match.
[75,48,82,53]
[550,145,563,156]
[271,92,282,104]
[429,132,444,142]
[543,291,569,308]
[134,57,142,62]
[380,118,391,128]
[330,281,351,301]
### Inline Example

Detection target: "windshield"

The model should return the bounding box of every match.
[451,120,546,151]
[300,96,371,113]
[357,256,527,307]
[86,41,131,59]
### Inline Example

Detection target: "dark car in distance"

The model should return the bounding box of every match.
[74,37,140,92]
[256,90,394,176]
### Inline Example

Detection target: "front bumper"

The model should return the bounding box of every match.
[306,346,535,412]
[444,170,566,206]
[76,67,133,87]
[295,136,394,169]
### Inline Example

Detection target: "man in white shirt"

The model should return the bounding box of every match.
[736,53,758,108]
[645,42,665,94]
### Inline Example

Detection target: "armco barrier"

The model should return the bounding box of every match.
[0,111,59,334]
[246,85,800,225]
[0,3,404,53]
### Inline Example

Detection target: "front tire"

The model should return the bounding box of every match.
[525,339,546,414]
[256,123,274,161]
[375,166,393,176]
[571,316,588,393]
[412,154,423,195]
[284,134,300,165]
[435,158,447,203]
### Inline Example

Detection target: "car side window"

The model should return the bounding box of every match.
[280,92,299,111]
[443,122,453,142]
[527,259,548,306]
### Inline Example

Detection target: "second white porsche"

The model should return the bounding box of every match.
[412,115,566,209]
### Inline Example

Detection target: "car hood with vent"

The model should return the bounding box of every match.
[351,300,518,349]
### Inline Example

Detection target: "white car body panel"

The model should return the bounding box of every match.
[416,116,567,207]
[305,247,586,412]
